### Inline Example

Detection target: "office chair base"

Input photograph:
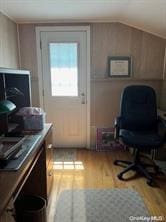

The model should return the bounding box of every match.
[146,179,153,186]
[114,159,156,186]
[114,160,132,166]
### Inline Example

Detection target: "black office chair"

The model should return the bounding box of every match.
[114,85,165,186]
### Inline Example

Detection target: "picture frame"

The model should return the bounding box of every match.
[108,56,131,77]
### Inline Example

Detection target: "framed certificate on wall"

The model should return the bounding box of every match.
[108,56,131,77]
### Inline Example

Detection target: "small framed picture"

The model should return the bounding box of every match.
[108,56,131,77]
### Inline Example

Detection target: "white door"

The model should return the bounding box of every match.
[39,28,89,148]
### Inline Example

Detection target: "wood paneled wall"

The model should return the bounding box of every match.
[160,59,166,111]
[0,12,19,69]
[18,22,166,147]
[160,54,166,110]
[18,24,39,106]
[91,23,165,79]
[160,80,166,110]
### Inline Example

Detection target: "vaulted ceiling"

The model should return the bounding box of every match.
[0,0,166,38]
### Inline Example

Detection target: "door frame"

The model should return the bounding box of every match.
[36,26,90,148]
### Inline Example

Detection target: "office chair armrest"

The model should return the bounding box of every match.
[114,116,121,139]
[157,116,166,140]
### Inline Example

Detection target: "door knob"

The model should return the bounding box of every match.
[81,93,86,104]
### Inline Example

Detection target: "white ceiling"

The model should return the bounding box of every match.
[0,0,166,38]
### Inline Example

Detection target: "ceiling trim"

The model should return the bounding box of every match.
[0,10,16,23]
[119,21,166,40]
[17,18,119,24]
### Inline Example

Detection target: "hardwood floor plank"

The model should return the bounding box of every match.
[47,149,166,221]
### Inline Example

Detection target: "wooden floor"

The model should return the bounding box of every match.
[47,149,166,222]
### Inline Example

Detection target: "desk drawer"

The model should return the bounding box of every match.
[45,126,53,199]
[46,129,53,167]
[47,161,53,198]
[46,143,53,167]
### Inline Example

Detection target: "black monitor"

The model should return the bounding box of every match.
[0,68,31,135]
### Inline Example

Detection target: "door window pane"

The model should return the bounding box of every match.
[49,43,78,96]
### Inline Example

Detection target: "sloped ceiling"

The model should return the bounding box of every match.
[0,0,166,38]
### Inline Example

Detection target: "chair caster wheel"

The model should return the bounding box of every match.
[117,173,123,180]
[114,160,118,165]
[147,179,153,186]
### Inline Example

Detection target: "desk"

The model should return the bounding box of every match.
[0,124,53,222]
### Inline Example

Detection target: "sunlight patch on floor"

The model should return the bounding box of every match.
[53,161,84,170]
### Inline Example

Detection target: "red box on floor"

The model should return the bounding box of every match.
[96,127,124,151]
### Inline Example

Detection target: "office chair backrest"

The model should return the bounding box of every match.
[120,85,157,131]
